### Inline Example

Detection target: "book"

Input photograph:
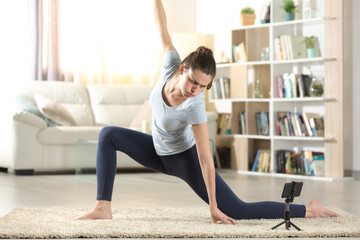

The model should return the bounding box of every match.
[276,75,284,98]
[301,74,312,97]
[297,74,304,98]
[302,112,313,136]
[252,149,270,172]
[239,42,247,62]
[252,150,262,171]
[314,117,324,137]
[233,42,247,62]
[224,115,232,134]
[223,78,230,98]
[289,73,297,98]
[289,35,307,59]
[274,38,282,61]
[219,77,226,99]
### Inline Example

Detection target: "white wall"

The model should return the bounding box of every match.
[0,0,29,166]
[353,0,360,172]
[163,0,197,36]
[196,0,270,62]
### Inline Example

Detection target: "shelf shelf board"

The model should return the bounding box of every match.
[235,171,352,181]
[209,98,271,103]
[272,136,334,141]
[273,97,324,102]
[233,134,271,140]
[272,17,326,27]
[273,57,336,65]
[233,23,271,30]
[216,61,271,68]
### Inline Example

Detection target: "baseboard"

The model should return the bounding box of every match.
[345,170,360,180]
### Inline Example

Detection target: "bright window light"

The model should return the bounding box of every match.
[59,0,160,84]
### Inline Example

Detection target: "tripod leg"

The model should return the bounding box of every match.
[289,221,302,231]
[271,221,285,230]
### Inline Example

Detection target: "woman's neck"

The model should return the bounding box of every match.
[163,75,187,107]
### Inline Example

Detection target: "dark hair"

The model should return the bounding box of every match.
[180,46,216,90]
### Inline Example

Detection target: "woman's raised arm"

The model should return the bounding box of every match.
[153,0,175,54]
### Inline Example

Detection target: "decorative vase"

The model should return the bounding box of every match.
[285,12,295,21]
[307,48,318,58]
[309,76,324,97]
[240,14,256,26]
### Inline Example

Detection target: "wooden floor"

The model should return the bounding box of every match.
[1,169,359,220]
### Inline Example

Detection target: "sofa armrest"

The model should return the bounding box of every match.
[13,111,47,129]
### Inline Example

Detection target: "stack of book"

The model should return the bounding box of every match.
[251,149,271,173]
[274,35,312,61]
[276,73,313,98]
[275,112,324,137]
[217,114,231,135]
[256,111,269,136]
[275,150,324,176]
[210,77,230,100]
[232,42,247,62]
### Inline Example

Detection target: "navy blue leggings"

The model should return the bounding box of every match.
[96,126,306,219]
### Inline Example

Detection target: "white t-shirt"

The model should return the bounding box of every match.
[149,50,207,156]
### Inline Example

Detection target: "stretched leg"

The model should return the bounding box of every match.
[160,145,305,220]
[75,126,168,220]
[96,126,169,201]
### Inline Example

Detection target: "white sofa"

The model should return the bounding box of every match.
[4,81,218,175]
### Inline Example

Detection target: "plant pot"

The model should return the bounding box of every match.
[240,14,256,26]
[307,48,318,58]
[285,12,295,21]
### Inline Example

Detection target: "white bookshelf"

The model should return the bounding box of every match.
[211,0,345,179]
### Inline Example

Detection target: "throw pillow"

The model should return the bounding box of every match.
[129,100,152,129]
[34,94,77,126]
[15,96,60,126]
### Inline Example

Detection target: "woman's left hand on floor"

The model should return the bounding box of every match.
[210,207,236,224]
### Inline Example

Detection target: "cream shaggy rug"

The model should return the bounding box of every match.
[0,207,359,238]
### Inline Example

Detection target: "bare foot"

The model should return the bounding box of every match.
[74,200,113,220]
[305,199,339,218]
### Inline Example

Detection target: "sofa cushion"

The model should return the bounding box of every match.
[18,81,94,126]
[15,96,60,126]
[87,85,152,127]
[37,126,103,145]
[34,94,77,126]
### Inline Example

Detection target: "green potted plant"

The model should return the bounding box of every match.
[304,36,318,58]
[240,7,256,26]
[281,0,296,21]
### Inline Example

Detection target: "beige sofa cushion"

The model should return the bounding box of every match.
[87,85,152,127]
[37,126,103,145]
[19,82,94,126]
[34,94,77,126]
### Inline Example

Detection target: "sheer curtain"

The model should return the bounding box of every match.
[29,0,63,81]
[59,0,162,85]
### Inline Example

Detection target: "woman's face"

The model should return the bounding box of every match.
[179,65,212,98]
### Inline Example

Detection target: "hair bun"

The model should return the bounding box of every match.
[196,46,214,57]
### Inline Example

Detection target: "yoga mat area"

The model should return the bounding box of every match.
[0,206,359,238]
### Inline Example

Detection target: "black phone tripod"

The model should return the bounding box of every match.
[271,199,301,231]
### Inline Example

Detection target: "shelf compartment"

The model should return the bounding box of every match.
[231,138,270,171]
[231,27,269,63]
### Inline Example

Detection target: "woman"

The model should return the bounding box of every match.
[76,0,338,224]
